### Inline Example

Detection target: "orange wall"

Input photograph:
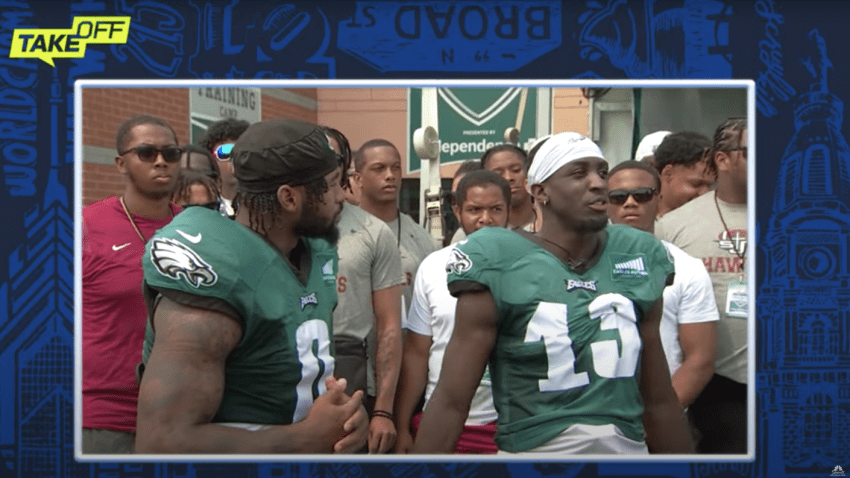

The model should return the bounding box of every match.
[553,88,591,136]
[316,87,409,166]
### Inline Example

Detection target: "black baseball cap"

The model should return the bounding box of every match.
[231,119,341,193]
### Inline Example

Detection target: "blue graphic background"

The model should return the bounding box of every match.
[0,0,847,476]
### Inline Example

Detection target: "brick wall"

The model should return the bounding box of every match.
[82,162,124,207]
[82,88,192,149]
[81,87,588,205]
[262,94,317,123]
[81,87,317,207]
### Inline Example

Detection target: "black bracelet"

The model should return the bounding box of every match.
[372,410,394,421]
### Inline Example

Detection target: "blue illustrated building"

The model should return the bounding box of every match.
[759,30,850,478]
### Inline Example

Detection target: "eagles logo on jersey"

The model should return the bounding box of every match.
[446,247,473,275]
[150,237,218,288]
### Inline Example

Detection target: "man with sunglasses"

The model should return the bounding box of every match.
[82,114,183,453]
[199,118,250,217]
[606,161,719,413]
[413,132,692,454]
[136,119,368,454]
[655,118,749,454]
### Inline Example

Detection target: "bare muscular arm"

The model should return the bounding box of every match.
[369,284,403,453]
[411,290,496,453]
[639,298,696,453]
[135,296,367,454]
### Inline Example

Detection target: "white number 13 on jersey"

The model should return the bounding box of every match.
[524,293,640,392]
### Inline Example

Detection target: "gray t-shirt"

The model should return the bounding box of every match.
[386,212,440,323]
[655,191,748,384]
[333,203,405,395]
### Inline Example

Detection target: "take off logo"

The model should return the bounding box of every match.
[9,16,130,66]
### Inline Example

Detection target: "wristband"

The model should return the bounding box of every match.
[372,410,395,421]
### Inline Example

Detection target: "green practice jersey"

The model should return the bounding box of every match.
[142,207,339,426]
[446,225,674,452]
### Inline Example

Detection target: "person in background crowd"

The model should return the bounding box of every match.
[607,161,718,410]
[413,132,693,455]
[82,114,183,454]
[395,169,511,454]
[136,119,368,454]
[172,169,221,210]
[653,131,715,217]
[633,130,672,169]
[177,144,225,212]
[198,118,250,217]
[324,126,405,454]
[446,159,484,245]
[481,144,542,232]
[655,117,749,454]
[179,143,220,182]
[352,139,440,325]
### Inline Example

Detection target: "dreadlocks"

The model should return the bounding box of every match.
[236,174,331,237]
[707,117,747,177]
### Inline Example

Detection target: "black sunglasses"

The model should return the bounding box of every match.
[120,145,182,163]
[607,187,656,205]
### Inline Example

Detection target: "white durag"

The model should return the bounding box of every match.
[634,130,671,161]
[526,132,606,187]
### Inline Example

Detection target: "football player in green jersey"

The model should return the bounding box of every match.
[136,120,368,454]
[413,132,693,454]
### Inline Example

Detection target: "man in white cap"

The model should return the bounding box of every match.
[413,132,693,455]
[634,130,672,167]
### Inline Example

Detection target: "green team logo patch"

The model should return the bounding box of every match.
[300,293,318,309]
[321,259,335,282]
[446,247,473,275]
[150,238,218,288]
[611,255,648,278]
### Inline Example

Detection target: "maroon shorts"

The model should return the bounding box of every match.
[412,411,498,454]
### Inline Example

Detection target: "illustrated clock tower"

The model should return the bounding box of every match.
[759,29,850,477]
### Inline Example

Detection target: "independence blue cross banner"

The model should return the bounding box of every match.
[0,1,848,477]
[408,87,539,172]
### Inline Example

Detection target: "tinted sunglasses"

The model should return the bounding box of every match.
[120,145,182,163]
[607,187,656,205]
[213,143,235,161]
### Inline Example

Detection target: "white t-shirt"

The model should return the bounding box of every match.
[405,245,498,425]
[660,240,720,376]
[656,192,748,384]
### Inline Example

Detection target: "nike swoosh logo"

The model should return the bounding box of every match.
[176,229,202,244]
[112,243,131,251]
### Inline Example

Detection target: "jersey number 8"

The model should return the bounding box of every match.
[293,319,335,422]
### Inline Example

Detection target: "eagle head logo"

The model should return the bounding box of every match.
[150,238,218,288]
[445,247,473,275]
